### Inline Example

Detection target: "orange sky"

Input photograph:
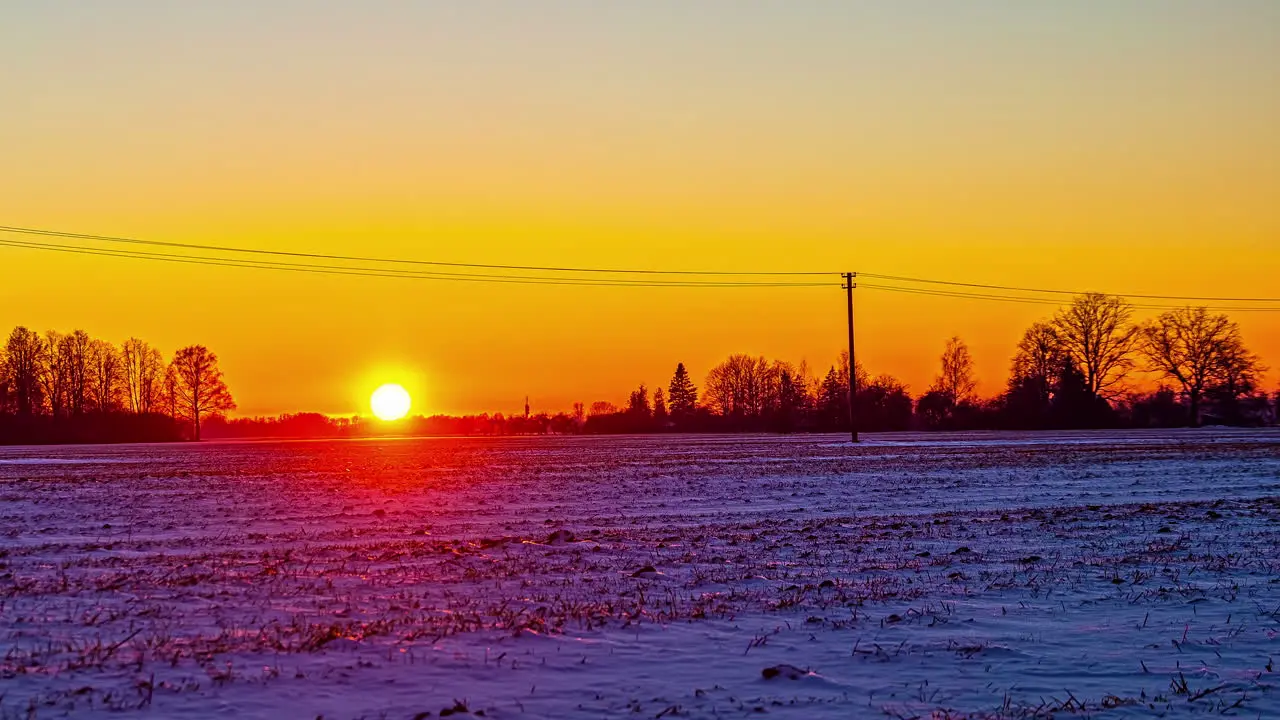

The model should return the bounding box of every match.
[2,3,1277,416]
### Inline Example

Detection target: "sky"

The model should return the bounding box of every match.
[2,1,1278,416]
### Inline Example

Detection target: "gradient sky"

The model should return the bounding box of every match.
[3,1,1278,416]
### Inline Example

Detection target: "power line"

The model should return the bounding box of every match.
[0,225,834,277]
[0,239,834,287]
[858,272,1280,304]
[3,223,1278,305]
[857,282,1280,312]
[0,239,835,288]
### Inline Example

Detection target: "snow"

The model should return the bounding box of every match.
[2,430,1279,718]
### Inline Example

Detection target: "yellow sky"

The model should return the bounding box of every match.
[2,2,1277,415]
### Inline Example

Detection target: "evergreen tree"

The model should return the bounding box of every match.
[667,363,698,418]
[627,384,651,418]
[1003,375,1052,429]
[1005,321,1062,426]
[775,370,801,432]
[817,366,847,430]
[1049,359,1111,429]
[652,387,668,422]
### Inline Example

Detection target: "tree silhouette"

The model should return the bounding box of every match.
[87,339,123,413]
[589,401,618,417]
[932,336,976,405]
[40,330,69,418]
[705,354,773,419]
[1003,321,1063,427]
[859,374,914,432]
[122,338,165,414]
[775,369,806,432]
[1127,385,1186,428]
[1009,322,1061,402]
[1139,307,1261,426]
[4,302,1273,443]
[816,366,846,429]
[836,350,868,399]
[3,327,44,416]
[1052,293,1137,399]
[652,387,668,423]
[2,326,189,444]
[1207,337,1265,424]
[627,383,651,418]
[915,389,953,430]
[793,360,816,403]
[1049,359,1110,428]
[161,364,180,421]
[170,345,235,440]
[59,330,92,416]
[667,363,698,419]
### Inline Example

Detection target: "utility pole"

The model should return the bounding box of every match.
[843,272,859,443]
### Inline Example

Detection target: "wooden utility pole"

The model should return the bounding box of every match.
[843,272,858,443]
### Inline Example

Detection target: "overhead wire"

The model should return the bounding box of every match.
[2,224,1277,308]
[0,225,833,277]
[857,271,1280,304]
[855,282,1280,313]
[0,238,836,288]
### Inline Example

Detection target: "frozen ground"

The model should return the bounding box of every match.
[2,430,1280,719]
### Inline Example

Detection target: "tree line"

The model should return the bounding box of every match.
[205,294,1275,440]
[557,293,1273,434]
[993,294,1268,429]
[6,293,1273,442]
[0,326,235,444]
[551,295,1267,434]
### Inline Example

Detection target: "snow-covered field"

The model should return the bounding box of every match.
[2,430,1280,719]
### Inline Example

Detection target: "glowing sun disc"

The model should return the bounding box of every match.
[371,384,411,421]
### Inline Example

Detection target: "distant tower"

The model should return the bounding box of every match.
[524,396,530,419]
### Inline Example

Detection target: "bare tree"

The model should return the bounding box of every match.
[161,363,180,420]
[1052,293,1138,399]
[749,356,780,417]
[3,327,46,416]
[86,339,123,412]
[1007,321,1062,407]
[793,359,816,401]
[932,336,976,404]
[1010,322,1061,385]
[1139,307,1258,425]
[836,350,868,398]
[589,401,618,417]
[53,330,93,416]
[1212,335,1265,402]
[705,354,774,418]
[763,360,809,414]
[40,331,69,418]
[122,338,165,414]
[170,345,235,440]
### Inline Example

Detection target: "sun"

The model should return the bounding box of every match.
[370,384,411,421]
